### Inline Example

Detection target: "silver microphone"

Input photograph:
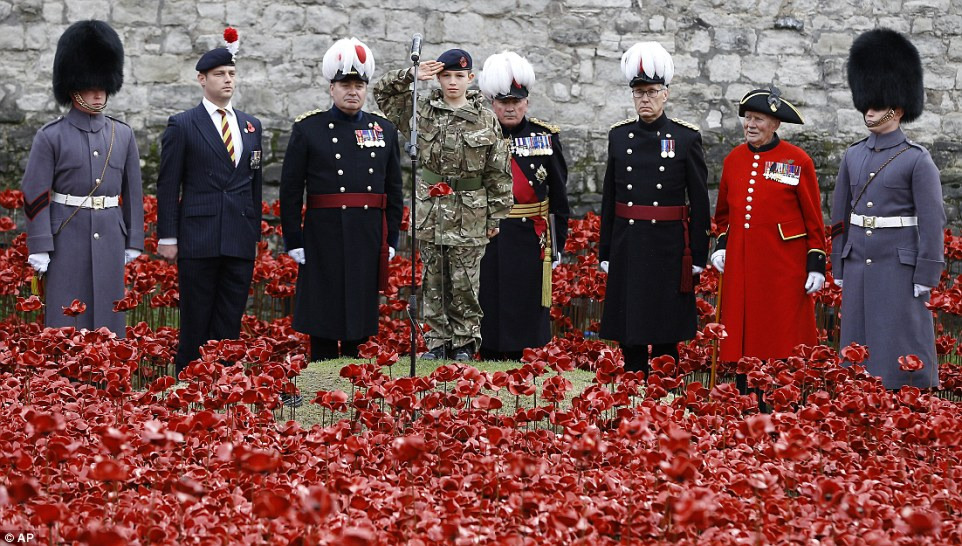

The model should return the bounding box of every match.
[410,33,423,62]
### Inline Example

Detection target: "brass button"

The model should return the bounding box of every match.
[371,152,376,158]
[341,205,347,210]
[745,214,751,220]
[338,169,344,175]
[749,179,756,184]
[867,201,874,208]
[329,123,335,129]
[627,148,633,154]
[628,219,635,225]
[529,180,534,186]
[753,154,760,160]
[748,188,754,193]
[335,153,341,159]
[95,178,101,183]
[369,168,374,174]
[746,205,752,211]
[653,201,659,206]
[367,186,372,191]
[866,230,873,236]
[751,171,757,176]
[651,219,657,224]
[627,201,633,207]
[628,132,634,138]
[364,205,369,210]
[656,184,662,189]
[627,166,633,172]
[659,166,665,172]
[747,196,753,202]
[866,258,872,265]
[521,217,527,222]
[93,233,100,239]
[332,137,338,143]
[627,184,633,190]
[339,186,345,192]
[752,162,758,168]
[93,151,99,157]
[744,223,750,229]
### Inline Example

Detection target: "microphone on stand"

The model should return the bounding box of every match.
[410,33,423,62]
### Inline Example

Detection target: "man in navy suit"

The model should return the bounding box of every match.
[156,29,263,375]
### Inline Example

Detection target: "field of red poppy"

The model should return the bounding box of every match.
[0,190,960,544]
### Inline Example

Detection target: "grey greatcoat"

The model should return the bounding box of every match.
[22,108,145,335]
[830,127,944,389]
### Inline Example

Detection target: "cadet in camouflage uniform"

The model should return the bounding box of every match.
[374,48,513,361]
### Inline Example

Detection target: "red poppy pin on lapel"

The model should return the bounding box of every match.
[245,121,255,133]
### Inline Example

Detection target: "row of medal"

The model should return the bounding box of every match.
[511,134,554,156]
[355,123,386,148]
[763,161,802,186]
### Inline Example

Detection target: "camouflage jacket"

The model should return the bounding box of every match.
[373,68,513,246]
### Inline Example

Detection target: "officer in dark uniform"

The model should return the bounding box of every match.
[599,41,711,376]
[476,51,570,360]
[280,37,403,362]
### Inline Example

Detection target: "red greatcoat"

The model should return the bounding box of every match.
[714,136,825,361]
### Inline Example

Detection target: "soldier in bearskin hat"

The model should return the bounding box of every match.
[279,37,403,363]
[830,28,944,389]
[156,28,264,376]
[476,51,571,360]
[598,42,711,377]
[22,20,145,336]
[711,85,826,368]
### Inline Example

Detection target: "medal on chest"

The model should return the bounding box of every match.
[660,139,675,158]
[763,161,801,186]
[355,122,386,148]
[511,134,553,157]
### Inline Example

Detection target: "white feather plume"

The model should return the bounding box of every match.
[620,42,674,85]
[322,37,376,81]
[478,51,536,100]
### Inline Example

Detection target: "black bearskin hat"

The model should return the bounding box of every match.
[53,20,124,106]
[847,28,924,123]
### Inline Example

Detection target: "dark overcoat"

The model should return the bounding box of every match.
[479,117,570,352]
[23,108,145,335]
[830,128,944,389]
[280,107,403,340]
[599,113,710,346]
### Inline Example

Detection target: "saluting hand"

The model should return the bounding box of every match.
[415,61,445,81]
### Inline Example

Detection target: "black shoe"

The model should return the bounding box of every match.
[452,345,474,362]
[280,393,303,408]
[420,346,446,361]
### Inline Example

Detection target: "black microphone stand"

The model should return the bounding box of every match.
[407,48,421,378]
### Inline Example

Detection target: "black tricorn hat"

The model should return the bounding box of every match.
[53,20,124,106]
[847,28,924,123]
[739,86,805,124]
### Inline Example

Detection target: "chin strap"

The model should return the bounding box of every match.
[72,92,108,113]
[864,108,895,128]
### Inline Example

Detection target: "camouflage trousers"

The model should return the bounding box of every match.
[420,243,486,351]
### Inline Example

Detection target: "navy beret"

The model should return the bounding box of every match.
[437,49,472,71]
[196,48,235,72]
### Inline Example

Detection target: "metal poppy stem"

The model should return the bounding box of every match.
[710,273,723,390]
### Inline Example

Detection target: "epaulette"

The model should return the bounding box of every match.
[530,118,560,134]
[294,109,323,123]
[849,137,868,147]
[671,118,700,132]
[905,138,926,151]
[610,117,636,130]
[106,115,131,127]
[39,116,65,131]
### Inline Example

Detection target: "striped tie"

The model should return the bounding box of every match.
[217,108,236,164]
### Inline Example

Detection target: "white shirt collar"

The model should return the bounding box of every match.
[202,97,235,117]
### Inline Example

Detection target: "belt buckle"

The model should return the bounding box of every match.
[863,216,876,229]
[90,196,105,209]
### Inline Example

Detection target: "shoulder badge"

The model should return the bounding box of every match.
[848,136,869,148]
[294,108,323,123]
[610,117,635,130]
[39,116,65,131]
[530,118,560,134]
[671,118,700,132]
[105,115,131,128]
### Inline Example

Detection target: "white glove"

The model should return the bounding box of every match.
[28,253,50,274]
[552,253,561,269]
[288,248,306,265]
[710,250,726,273]
[804,272,825,294]
[600,260,609,273]
[692,265,704,275]
[834,279,843,288]
[389,247,396,260]
[913,284,932,298]
[124,249,141,264]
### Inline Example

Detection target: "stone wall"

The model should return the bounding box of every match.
[1,0,961,221]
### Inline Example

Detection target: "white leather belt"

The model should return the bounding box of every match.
[51,191,120,209]
[850,213,918,229]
